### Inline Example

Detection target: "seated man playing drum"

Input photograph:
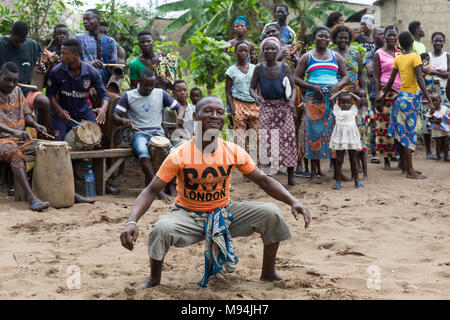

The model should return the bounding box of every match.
[113,69,184,200]
[46,39,109,141]
[0,62,96,208]
[120,96,311,289]
[0,62,50,211]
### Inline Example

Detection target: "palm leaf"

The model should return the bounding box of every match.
[157,0,210,13]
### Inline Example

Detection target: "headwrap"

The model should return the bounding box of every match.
[261,36,281,51]
[234,16,248,27]
[361,14,376,30]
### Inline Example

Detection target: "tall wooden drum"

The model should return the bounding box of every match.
[32,141,74,208]
[147,136,171,172]
[65,120,102,151]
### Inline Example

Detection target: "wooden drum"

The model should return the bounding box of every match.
[147,136,171,172]
[65,120,103,151]
[32,141,74,208]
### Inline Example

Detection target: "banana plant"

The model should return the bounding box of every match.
[156,0,272,45]
[285,0,356,47]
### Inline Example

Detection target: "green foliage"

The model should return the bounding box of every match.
[187,31,232,92]
[285,0,356,46]
[94,0,154,55]
[157,0,272,45]
[0,0,84,43]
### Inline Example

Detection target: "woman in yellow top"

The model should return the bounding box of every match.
[381,31,432,179]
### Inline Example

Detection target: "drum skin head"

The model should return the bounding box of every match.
[77,121,103,145]
[149,136,170,147]
[36,140,70,147]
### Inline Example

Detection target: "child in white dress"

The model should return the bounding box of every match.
[330,90,363,189]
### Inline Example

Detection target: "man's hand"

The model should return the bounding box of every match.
[13,129,31,141]
[176,117,184,127]
[120,223,139,251]
[35,62,47,74]
[34,123,47,135]
[56,108,71,121]
[122,119,134,129]
[93,106,107,125]
[91,60,104,69]
[291,201,310,229]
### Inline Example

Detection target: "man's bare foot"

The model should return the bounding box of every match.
[137,275,160,289]
[260,272,283,282]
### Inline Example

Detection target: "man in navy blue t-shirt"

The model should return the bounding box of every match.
[47,39,109,141]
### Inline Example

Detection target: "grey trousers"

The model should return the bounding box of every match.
[148,200,292,261]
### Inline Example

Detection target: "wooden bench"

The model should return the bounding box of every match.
[20,148,133,199]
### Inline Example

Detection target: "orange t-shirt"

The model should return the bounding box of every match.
[156,138,256,212]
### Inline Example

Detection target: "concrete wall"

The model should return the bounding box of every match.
[376,0,450,51]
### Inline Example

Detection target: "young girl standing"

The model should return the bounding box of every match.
[329,90,363,189]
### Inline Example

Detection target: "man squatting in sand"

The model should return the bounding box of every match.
[120,96,310,288]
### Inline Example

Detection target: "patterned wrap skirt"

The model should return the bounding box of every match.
[259,99,297,168]
[304,87,335,160]
[387,90,421,151]
[375,86,398,157]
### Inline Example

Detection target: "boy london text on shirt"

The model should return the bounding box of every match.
[156,139,256,212]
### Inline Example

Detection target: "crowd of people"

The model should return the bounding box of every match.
[0,5,449,288]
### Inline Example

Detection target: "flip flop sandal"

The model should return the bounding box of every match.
[106,186,120,195]
[370,157,380,163]
[30,201,49,212]
[76,197,96,204]
[425,154,437,160]
[8,188,14,196]
[355,183,364,189]
[332,183,342,190]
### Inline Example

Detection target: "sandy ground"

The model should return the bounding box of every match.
[0,145,449,300]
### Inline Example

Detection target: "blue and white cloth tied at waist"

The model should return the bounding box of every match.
[175,202,238,287]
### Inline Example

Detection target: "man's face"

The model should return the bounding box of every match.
[174,82,188,102]
[360,22,370,34]
[83,12,99,32]
[138,35,153,53]
[0,71,19,94]
[9,33,26,47]
[190,91,202,105]
[194,101,225,132]
[60,46,78,65]
[276,6,288,23]
[54,27,69,46]
[139,77,156,96]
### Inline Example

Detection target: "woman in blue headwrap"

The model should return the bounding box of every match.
[229,16,256,64]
